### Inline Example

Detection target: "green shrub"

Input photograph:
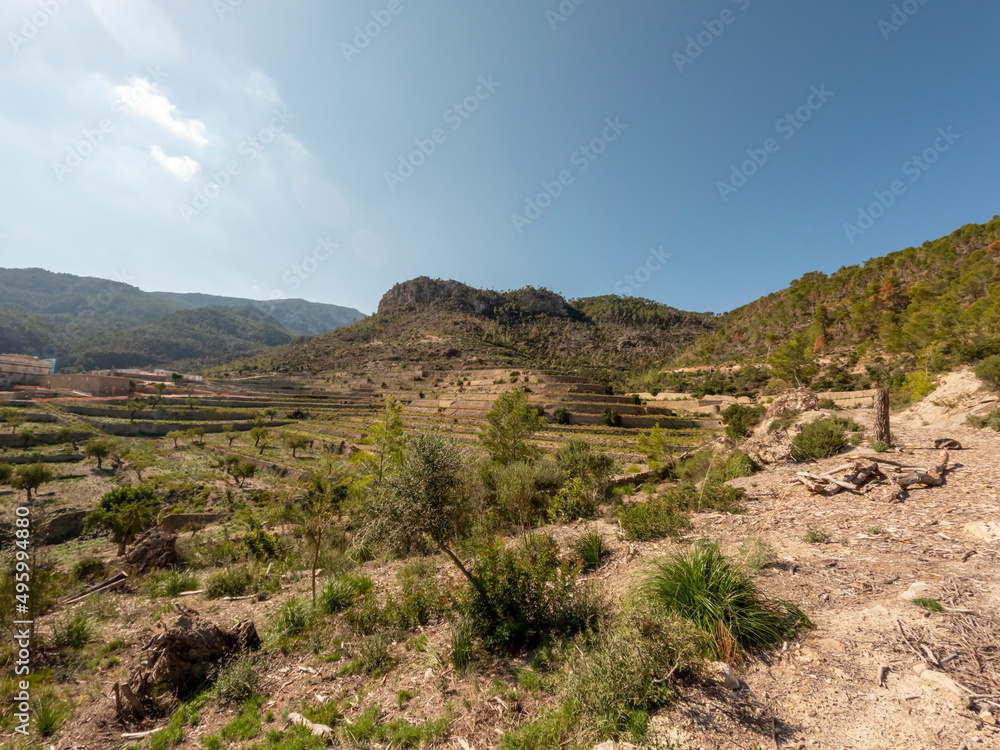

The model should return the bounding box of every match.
[385,560,449,630]
[146,569,200,598]
[240,526,282,561]
[499,701,577,750]
[723,451,759,479]
[213,651,266,705]
[602,408,622,427]
[548,476,594,523]
[645,542,811,661]
[450,618,473,671]
[34,690,70,737]
[341,632,398,678]
[572,532,610,571]
[343,593,387,636]
[900,371,936,402]
[52,611,94,650]
[562,601,705,741]
[721,403,766,441]
[318,574,372,615]
[616,496,691,541]
[816,398,840,410]
[871,441,891,453]
[270,598,312,641]
[463,534,604,653]
[552,408,572,425]
[974,355,1000,391]
[967,407,1000,431]
[205,564,278,600]
[791,417,860,461]
[72,557,107,582]
[767,410,800,433]
[802,525,832,544]
[911,597,944,612]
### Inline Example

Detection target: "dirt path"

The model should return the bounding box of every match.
[647,416,1000,750]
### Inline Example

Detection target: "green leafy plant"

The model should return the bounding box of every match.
[616,496,691,541]
[85,483,161,555]
[572,532,610,571]
[911,597,944,612]
[721,403,766,440]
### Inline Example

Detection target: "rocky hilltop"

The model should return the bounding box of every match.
[377,276,570,322]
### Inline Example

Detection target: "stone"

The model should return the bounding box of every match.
[711,661,740,690]
[900,582,932,601]
[912,663,970,707]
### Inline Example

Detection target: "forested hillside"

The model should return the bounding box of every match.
[678,216,1000,386]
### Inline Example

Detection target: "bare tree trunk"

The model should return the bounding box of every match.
[873,388,890,444]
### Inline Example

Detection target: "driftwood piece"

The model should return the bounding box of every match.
[121,729,161,740]
[797,472,858,493]
[934,438,962,450]
[897,470,945,489]
[288,712,335,739]
[845,460,883,487]
[794,475,842,496]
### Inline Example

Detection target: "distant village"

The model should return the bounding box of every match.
[0,353,202,400]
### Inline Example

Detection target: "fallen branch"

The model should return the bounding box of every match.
[796,472,857,493]
[65,572,128,604]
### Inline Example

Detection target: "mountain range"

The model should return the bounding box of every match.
[0,268,365,371]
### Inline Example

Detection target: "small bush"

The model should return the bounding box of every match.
[385,560,449,630]
[34,690,70,737]
[52,611,94,650]
[871,441,891,452]
[974,355,1000,391]
[602,407,622,427]
[213,651,266,705]
[552,408,572,425]
[572,532,610,571]
[767,410,800,433]
[72,556,107,582]
[548,476,594,523]
[240,526,282,562]
[450,618,473,671]
[816,398,840,410]
[146,569,200,598]
[562,601,705,740]
[318,574,372,615]
[463,534,604,653]
[616,496,691,541]
[270,598,312,642]
[801,525,832,544]
[791,417,858,461]
[721,403,766,441]
[723,451,758,479]
[205,565,276,600]
[900,371,936,402]
[911,597,944,612]
[343,593,387,636]
[645,542,811,661]
[342,632,398,678]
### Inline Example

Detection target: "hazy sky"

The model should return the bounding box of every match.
[1,1,997,315]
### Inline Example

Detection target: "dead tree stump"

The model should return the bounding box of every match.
[873,388,890,444]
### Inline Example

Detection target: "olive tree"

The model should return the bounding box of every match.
[85,484,161,555]
[366,433,485,598]
[12,464,54,502]
[479,388,546,464]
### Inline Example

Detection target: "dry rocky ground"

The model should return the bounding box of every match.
[12,395,1000,750]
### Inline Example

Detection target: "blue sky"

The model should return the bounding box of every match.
[1,1,997,316]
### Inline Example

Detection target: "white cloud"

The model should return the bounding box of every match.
[115,78,208,146]
[150,145,200,181]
